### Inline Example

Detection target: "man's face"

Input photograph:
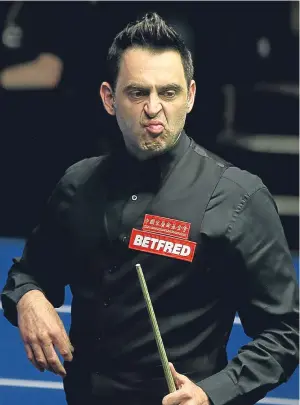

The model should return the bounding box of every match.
[100,47,196,159]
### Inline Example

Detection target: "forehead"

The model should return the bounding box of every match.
[116,48,186,89]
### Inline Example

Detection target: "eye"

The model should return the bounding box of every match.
[163,90,176,98]
[129,90,146,99]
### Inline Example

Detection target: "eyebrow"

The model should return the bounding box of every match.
[123,83,184,93]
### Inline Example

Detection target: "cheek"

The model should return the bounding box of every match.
[166,103,188,123]
[116,106,141,132]
[119,103,140,120]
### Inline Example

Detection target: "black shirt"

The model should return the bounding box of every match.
[1,132,299,405]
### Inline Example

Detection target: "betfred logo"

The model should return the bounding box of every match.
[142,214,190,239]
[129,229,196,262]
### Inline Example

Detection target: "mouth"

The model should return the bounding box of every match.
[143,122,165,136]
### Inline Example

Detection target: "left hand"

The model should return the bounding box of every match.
[162,363,210,405]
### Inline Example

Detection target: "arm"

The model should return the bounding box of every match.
[1,174,71,326]
[0,52,63,90]
[2,155,104,324]
[197,187,299,405]
[1,174,75,376]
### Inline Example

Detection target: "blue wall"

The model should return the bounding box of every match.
[0,238,298,405]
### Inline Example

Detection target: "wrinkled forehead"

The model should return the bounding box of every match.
[116,47,187,90]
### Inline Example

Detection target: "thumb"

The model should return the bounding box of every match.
[169,362,188,389]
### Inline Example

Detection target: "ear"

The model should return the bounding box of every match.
[100,81,116,116]
[187,80,196,113]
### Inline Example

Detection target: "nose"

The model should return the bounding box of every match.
[144,93,162,117]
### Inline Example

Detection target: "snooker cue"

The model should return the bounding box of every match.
[135,263,177,393]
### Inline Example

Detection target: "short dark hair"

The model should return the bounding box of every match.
[106,12,194,91]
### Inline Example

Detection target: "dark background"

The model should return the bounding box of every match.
[0,1,299,250]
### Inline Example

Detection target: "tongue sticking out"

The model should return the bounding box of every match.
[145,124,164,135]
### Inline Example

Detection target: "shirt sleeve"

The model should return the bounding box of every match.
[1,176,73,327]
[197,186,299,405]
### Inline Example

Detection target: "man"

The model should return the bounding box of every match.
[1,12,299,405]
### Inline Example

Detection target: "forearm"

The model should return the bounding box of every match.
[0,53,63,90]
[1,219,68,326]
[1,167,77,327]
[197,317,299,405]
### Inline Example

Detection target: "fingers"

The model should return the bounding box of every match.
[29,342,49,372]
[17,295,74,377]
[162,389,190,405]
[169,363,187,389]
[61,326,75,355]
[56,319,75,358]
[23,327,73,377]
[42,342,67,377]
[52,331,73,363]
[26,339,67,377]
[24,343,45,373]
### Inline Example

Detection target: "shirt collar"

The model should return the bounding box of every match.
[155,130,191,175]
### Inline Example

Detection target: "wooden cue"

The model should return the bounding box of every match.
[135,263,176,393]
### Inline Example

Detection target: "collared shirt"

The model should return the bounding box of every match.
[1,132,299,405]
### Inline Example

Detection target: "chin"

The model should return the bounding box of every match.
[140,139,168,153]
[140,131,169,149]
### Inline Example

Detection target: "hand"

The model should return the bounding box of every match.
[162,363,210,405]
[17,290,74,377]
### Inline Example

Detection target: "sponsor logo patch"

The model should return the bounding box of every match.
[142,214,190,239]
[129,228,196,262]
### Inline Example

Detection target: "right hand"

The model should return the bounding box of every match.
[17,290,74,377]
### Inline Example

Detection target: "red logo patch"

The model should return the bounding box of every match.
[142,214,190,240]
[129,228,196,263]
